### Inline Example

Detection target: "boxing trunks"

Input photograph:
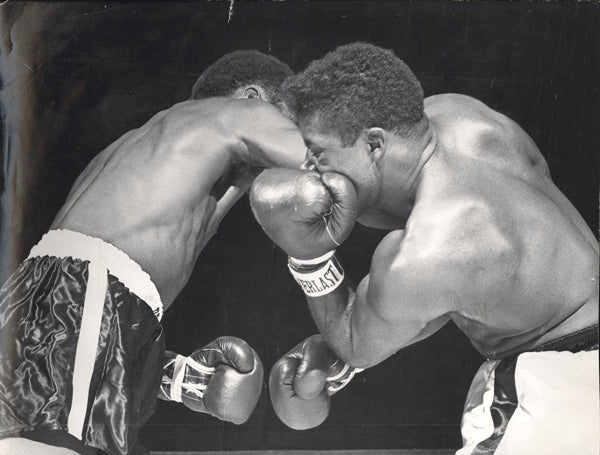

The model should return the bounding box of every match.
[0,230,165,455]
[458,325,599,455]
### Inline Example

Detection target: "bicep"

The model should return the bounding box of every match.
[349,231,452,366]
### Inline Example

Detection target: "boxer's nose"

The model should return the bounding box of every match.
[301,150,317,171]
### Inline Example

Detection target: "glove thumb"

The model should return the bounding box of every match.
[293,335,338,400]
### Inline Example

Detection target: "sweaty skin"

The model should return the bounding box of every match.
[302,93,598,366]
[51,98,305,309]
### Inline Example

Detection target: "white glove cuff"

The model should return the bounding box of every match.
[288,252,344,297]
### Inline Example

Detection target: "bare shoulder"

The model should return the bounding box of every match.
[151,98,270,129]
[161,98,289,135]
[217,98,297,128]
[426,93,512,131]
[425,93,514,134]
[425,93,549,174]
[424,93,490,112]
[367,198,519,318]
[156,98,229,127]
[139,98,240,154]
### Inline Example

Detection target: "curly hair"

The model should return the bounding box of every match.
[282,43,425,145]
[191,50,293,100]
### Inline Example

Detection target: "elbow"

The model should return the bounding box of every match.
[344,354,378,370]
[323,327,382,370]
[335,345,380,370]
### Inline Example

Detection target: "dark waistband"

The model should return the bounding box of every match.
[531,324,599,353]
[494,324,599,360]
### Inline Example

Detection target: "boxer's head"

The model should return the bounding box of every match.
[191,50,293,105]
[284,42,428,215]
[283,42,425,147]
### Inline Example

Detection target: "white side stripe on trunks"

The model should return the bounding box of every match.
[28,229,163,320]
[67,261,107,440]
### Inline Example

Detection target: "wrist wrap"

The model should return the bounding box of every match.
[326,359,364,394]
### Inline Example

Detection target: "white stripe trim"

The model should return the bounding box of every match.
[28,229,163,320]
[67,261,107,440]
[170,355,187,403]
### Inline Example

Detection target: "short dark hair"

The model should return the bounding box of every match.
[282,42,425,145]
[191,50,293,100]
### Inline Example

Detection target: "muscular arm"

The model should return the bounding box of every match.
[306,230,452,368]
[202,100,306,233]
[222,99,306,170]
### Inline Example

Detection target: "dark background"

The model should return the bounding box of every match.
[0,1,598,452]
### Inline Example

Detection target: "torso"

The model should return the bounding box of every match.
[51,100,238,308]
[382,94,598,357]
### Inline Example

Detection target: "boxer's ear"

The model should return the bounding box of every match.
[242,86,262,99]
[366,128,386,162]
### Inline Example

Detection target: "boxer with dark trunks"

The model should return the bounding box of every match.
[251,43,599,454]
[0,50,305,455]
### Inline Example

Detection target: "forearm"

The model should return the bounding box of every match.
[307,282,394,371]
[242,128,305,169]
[306,283,363,367]
[229,100,305,169]
[288,253,376,368]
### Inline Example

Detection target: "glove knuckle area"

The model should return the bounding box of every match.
[252,170,329,211]
[294,370,328,400]
[270,336,333,430]
[269,355,300,390]
[250,169,302,200]
[298,179,332,208]
[322,171,352,190]
[271,387,330,430]
[303,335,337,369]
[285,335,332,399]
[204,362,264,425]
[191,337,257,374]
[220,336,256,372]
[322,172,358,204]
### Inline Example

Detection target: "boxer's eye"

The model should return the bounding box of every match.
[309,148,322,159]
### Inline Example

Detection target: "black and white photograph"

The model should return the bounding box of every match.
[0,1,598,455]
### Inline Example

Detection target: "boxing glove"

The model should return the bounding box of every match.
[269,334,362,430]
[158,336,263,424]
[249,168,358,261]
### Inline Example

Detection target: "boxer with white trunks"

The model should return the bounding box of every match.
[252,43,599,453]
[0,50,305,455]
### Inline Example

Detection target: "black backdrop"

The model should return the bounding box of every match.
[0,1,598,452]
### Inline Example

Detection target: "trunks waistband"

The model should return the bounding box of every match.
[28,229,163,320]
[532,324,599,353]
[493,324,599,360]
